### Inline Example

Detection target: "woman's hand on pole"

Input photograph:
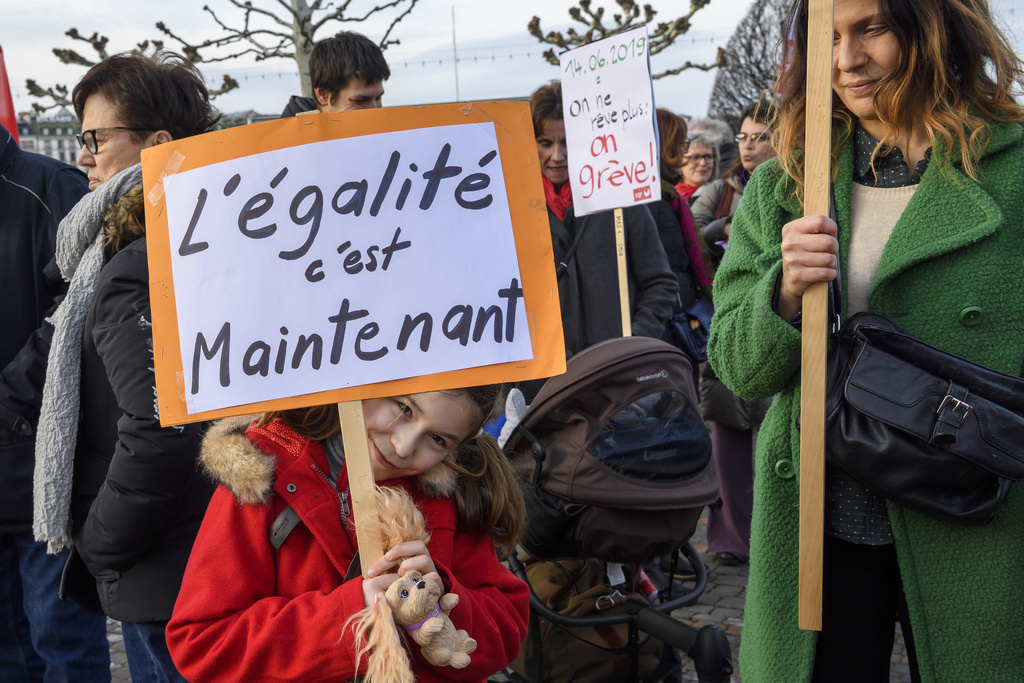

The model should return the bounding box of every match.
[777,214,839,322]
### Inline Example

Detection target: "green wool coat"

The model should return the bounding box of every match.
[708,120,1024,683]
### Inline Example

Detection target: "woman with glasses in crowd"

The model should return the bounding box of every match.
[674,131,720,205]
[33,51,218,682]
[691,100,778,250]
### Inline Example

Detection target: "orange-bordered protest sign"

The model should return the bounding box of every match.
[142,101,565,426]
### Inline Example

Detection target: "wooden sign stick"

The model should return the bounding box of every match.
[614,207,632,337]
[798,0,835,632]
[338,400,386,573]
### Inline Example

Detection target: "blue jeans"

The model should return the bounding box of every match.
[121,620,187,683]
[0,532,110,682]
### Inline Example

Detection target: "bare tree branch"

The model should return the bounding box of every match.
[655,47,726,79]
[157,0,419,97]
[209,74,242,97]
[529,0,718,79]
[29,1,421,114]
[378,0,420,49]
[29,25,239,114]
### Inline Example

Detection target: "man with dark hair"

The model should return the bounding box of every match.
[0,122,112,681]
[281,31,391,117]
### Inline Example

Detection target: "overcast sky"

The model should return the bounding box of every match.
[2,0,1022,121]
[1,0,756,119]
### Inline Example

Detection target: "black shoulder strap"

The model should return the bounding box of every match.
[828,185,843,333]
[555,216,589,276]
[344,552,362,582]
[269,505,363,582]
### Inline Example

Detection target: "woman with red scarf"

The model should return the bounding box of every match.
[530,81,677,360]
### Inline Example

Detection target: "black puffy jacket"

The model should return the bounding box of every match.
[68,191,215,622]
[0,124,88,532]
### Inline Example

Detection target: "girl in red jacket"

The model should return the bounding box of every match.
[166,385,528,683]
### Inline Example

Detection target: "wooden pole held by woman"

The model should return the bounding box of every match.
[798,0,835,632]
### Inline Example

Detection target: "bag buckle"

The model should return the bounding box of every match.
[936,394,974,426]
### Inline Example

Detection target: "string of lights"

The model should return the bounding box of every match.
[8,32,732,101]
[179,31,733,88]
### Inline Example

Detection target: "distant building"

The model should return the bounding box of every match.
[17,107,81,166]
[14,107,289,164]
[218,110,278,128]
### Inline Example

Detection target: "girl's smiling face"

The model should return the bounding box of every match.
[363,391,481,482]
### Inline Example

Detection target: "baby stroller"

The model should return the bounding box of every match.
[502,336,733,683]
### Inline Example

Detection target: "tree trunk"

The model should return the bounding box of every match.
[291,0,314,97]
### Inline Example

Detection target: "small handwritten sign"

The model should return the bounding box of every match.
[143,102,565,425]
[559,26,659,216]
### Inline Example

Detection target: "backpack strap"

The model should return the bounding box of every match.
[269,506,363,582]
[270,505,302,549]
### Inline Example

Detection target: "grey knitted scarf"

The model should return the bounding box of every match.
[33,163,144,552]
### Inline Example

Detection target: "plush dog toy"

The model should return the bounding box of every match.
[351,486,476,683]
[386,569,477,667]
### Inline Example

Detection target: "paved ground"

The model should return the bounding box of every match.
[104,510,914,682]
[670,511,913,682]
[107,619,129,682]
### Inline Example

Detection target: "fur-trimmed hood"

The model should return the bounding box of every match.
[200,415,458,505]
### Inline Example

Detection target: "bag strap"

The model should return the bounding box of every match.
[270,505,362,581]
[827,187,843,333]
[545,561,590,609]
[713,182,735,221]
[555,217,589,276]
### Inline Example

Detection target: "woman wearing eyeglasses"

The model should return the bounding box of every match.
[691,100,778,248]
[675,132,719,205]
[688,99,778,568]
[33,51,218,683]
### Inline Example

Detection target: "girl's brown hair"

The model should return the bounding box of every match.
[258,385,526,550]
[774,0,1024,195]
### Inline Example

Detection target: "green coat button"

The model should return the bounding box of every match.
[959,306,983,326]
[775,459,795,479]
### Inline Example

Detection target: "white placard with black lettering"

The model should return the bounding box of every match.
[559,26,660,216]
[163,122,531,414]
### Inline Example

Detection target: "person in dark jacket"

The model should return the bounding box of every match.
[691,99,779,567]
[529,81,677,360]
[0,123,111,682]
[32,52,219,682]
[281,30,390,117]
[652,108,717,311]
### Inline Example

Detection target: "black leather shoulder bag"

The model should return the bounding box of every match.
[822,198,1024,525]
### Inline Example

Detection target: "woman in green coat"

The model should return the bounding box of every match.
[707,0,1024,680]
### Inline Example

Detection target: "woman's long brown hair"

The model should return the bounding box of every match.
[774,0,1024,197]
